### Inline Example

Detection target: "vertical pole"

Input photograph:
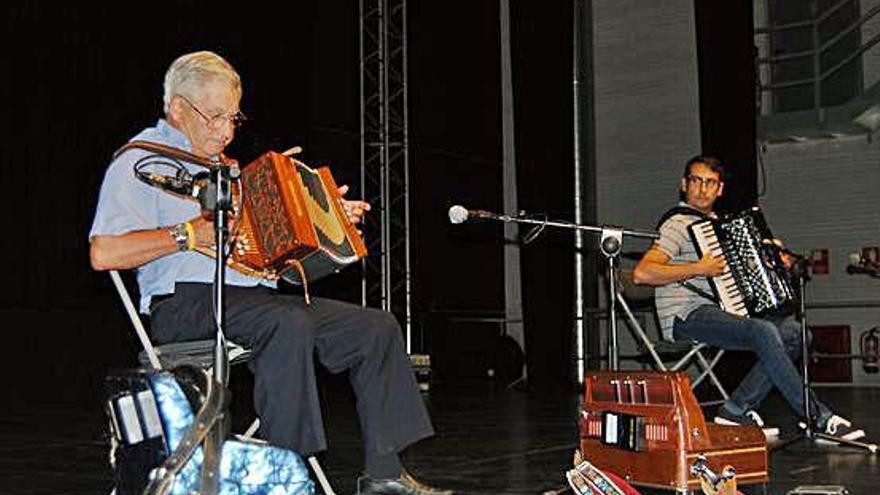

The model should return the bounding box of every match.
[573,0,586,383]
[813,20,823,123]
[499,0,527,382]
[401,0,413,352]
[607,257,619,370]
[380,0,391,313]
[359,0,368,307]
[573,0,598,382]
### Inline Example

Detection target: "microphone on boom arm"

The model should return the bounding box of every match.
[847,253,880,277]
[447,205,502,224]
[449,205,501,224]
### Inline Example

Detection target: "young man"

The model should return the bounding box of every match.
[633,155,864,442]
[90,50,451,495]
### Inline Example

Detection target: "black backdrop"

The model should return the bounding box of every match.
[0,1,753,409]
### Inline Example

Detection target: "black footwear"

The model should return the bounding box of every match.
[358,469,453,495]
[713,408,780,438]
[814,415,866,444]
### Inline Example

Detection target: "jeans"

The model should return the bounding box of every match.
[673,304,831,426]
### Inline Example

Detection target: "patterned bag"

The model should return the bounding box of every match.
[105,367,314,495]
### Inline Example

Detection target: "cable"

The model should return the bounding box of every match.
[520,212,549,245]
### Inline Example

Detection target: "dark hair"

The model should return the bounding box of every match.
[683,155,724,180]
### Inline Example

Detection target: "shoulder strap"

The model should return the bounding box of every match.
[680,280,717,303]
[654,205,710,230]
[113,140,216,168]
[655,206,718,303]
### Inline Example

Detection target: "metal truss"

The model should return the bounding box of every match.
[360,0,413,352]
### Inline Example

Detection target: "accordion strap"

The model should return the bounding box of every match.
[656,206,718,304]
[286,258,312,306]
[654,205,710,230]
[114,140,219,167]
[680,280,717,304]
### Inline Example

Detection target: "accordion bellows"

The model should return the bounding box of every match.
[218,151,367,284]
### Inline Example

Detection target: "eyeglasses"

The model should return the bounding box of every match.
[686,175,720,189]
[178,94,247,129]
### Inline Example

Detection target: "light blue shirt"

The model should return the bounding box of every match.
[89,119,268,313]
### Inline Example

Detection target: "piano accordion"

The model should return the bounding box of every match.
[219,151,367,285]
[578,371,768,492]
[687,206,794,318]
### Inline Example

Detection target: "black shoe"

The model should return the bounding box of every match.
[813,415,866,444]
[358,469,453,495]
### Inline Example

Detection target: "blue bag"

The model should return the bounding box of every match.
[106,368,314,495]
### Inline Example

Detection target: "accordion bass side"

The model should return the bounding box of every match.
[687,206,794,318]
[203,151,367,284]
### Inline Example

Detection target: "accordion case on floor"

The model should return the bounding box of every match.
[578,371,767,493]
[105,368,314,495]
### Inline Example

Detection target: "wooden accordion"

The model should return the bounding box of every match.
[687,206,794,318]
[578,371,768,492]
[213,151,367,284]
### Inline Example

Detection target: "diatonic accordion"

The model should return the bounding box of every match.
[687,206,794,318]
[224,151,367,285]
[123,141,366,286]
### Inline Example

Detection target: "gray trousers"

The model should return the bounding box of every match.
[150,282,434,458]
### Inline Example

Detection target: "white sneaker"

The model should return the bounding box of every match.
[799,415,867,444]
[818,415,865,444]
[713,408,779,438]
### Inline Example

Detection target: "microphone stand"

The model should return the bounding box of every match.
[137,158,241,495]
[456,211,658,371]
[774,255,877,454]
[197,163,240,493]
[206,164,235,388]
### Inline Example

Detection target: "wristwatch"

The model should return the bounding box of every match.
[169,222,190,252]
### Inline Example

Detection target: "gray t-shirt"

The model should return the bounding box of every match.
[653,203,716,340]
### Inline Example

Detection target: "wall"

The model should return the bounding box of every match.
[863,0,880,89]
[593,0,703,239]
[759,135,880,385]
[591,0,702,368]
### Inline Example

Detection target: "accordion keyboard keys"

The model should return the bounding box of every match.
[688,207,794,318]
[690,221,749,317]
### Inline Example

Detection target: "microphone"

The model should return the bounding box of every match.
[847,253,865,274]
[448,205,500,224]
[847,253,880,276]
[137,170,213,199]
[761,239,804,260]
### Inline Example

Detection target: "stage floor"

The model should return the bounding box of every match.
[2,377,877,494]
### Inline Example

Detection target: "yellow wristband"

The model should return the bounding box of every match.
[184,221,196,250]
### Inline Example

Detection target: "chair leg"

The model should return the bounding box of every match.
[692,349,730,402]
[242,418,260,439]
[616,293,668,371]
[670,343,729,406]
[238,418,336,494]
[669,343,706,372]
[308,456,336,495]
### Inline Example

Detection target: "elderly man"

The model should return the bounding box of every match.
[90,50,450,495]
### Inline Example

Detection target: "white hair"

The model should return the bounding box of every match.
[162,51,242,114]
